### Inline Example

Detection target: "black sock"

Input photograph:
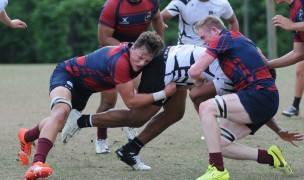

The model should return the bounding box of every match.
[125,137,144,154]
[77,115,91,128]
[292,97,301,110]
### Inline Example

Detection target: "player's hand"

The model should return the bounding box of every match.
[164,82,176,97]
[193,74,206,86]
[162,22,168,31]
[278,130,304,147]
[11,19,27,29]
[272,15,293,31]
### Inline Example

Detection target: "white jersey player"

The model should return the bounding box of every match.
[139,44,234,99]
[162,0,238,47]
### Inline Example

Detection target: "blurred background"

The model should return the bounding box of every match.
[0,0,291,63]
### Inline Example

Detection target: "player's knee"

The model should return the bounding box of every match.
[168,109,184,122]
[189,89,203,105]
[51,109,70,128]
[199,100,215,116]
[295,68,304,78]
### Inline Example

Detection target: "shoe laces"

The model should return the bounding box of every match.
[286,106,297,112]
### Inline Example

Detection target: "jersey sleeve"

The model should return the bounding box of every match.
[0,0,8,13]
[165,0,184,17]
[108,55,133,84]
[206,34,232,58]
[98,0,117,29]
[220,1,234,19]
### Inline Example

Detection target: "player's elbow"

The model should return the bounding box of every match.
[124,101,138,109]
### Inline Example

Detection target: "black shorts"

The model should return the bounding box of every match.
[138,47,171,106]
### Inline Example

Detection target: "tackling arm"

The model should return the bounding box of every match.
[267,42,304,68]
[189,53,216,86]
[116,81,176,109]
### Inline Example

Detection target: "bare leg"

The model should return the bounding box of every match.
[219,119,257,161]
[137,87,188,144]
[39,87,72,143]
[92,105,161,128]
[294,62,304,105]
[96,90,117,139]
[189,82,216,112]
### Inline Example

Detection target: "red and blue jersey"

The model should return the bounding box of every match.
[99,0,159,42]
[290,0,304,42]
[206,29,277,91]
[64,43,139,92]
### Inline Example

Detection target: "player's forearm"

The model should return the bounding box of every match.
[122,94,157,109]
[289,21,304,32]
[0,10,13,27]
[268,50,304,68]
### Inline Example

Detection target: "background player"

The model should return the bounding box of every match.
[0,0,27,28]
[190,15,297,179]
[95,0,164,154]
[161,0,238,47]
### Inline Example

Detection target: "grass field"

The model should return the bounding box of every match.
[0,64,303,180]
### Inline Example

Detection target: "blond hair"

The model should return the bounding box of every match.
[195,15,226,32]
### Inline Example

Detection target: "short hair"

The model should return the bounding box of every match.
[195,15,226,32]
[133,31,164,57]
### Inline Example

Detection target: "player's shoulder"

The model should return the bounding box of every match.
[107,43,130,59]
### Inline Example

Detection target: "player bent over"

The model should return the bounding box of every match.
[190,16,303,180]
[17,32,176,180]
[60,44,235,169]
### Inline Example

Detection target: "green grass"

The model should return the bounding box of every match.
[0,64,303,179]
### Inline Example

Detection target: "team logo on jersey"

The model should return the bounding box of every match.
[119,17,130,24]
[145,12,152,21]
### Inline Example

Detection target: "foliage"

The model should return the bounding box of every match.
[0,0,103,63]
[0,0,295,63]
[229,0,292,57]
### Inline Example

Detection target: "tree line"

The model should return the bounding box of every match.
[0,0,292,63]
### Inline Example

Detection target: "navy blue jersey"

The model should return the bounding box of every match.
[206,29,277,91]
[290,0,304,42]
[64,43,139,92]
